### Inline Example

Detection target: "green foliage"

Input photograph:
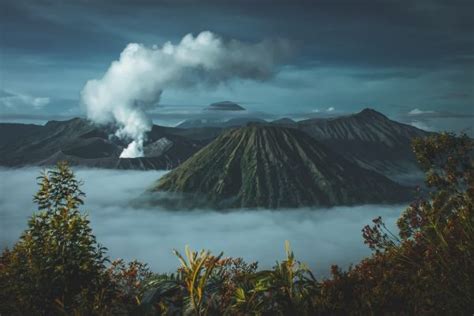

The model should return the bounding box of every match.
[232,241,318,315]
[350,132,474,313]
[0,162,112,315]
[174,246,223,315]
[2,133,473,315]
[106,259,154,314]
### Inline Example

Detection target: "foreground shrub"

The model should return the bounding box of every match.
[318,132,474,314]
[0,162,112,314]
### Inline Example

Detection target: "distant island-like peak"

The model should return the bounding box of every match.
[205,101,245,111]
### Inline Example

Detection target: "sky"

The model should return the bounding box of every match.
[0,0,473,133]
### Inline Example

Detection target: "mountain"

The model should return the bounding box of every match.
[150,125,413,209]
[176,119,223,129]
[0,118,206,170]
[0,109,431,177]
[176,117,265,129]
[170,126,224,142]
[297,108,431,180]
[175,108,429,182]
[175,101,247,128]
[271,118,297,127]
[0,123,44,147]
[223,117,266,127]
[205,101,245,111]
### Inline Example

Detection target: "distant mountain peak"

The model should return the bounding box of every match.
[45,117,86,126]
[206,101,245,111]
[43,117,95,131]
[271,117,297,126]
[357,108,388,120]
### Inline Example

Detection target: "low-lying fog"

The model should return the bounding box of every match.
[0,167,407,276]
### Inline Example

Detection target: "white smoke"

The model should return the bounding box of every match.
[81,31,291,158]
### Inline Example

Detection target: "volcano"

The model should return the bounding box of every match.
[150,125,413,209]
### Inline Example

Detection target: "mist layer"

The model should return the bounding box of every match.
[0,167,405,275]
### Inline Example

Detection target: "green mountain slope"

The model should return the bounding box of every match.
[151,125,413,209]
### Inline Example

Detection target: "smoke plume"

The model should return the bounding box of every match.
[81,31,291,157]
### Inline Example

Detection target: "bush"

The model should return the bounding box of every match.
[0,162,111,314]
[319,132,474,314]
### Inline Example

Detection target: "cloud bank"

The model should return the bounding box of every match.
[401,108,474,135]
[408,108,435,116]
[0,90,50,111]
[0,168,405,275]
[81,31,291,157]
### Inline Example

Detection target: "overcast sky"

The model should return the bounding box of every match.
[0,0,473,133]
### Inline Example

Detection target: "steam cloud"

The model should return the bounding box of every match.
[81,31,291,157]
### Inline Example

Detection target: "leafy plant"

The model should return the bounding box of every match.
[174,246,223,315]
[357,132,474,313]
[0,161,110,315]
[229,241,319,315]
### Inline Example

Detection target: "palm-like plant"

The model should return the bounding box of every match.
[174,246,223,316]
[233,241,318,315]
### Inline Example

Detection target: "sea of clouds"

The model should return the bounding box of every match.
[0,167,406,276]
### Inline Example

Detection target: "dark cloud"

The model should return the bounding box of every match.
[2,0,473,67]
[350,70,425,81]
[0,0,472,123]
[439,92,471,100]
[0,90,15,98]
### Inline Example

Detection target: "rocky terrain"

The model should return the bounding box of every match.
[0,118,207,170]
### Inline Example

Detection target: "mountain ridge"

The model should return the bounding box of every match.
[297,108,431,178]
[0,118,206,169]
[0,109,430,177]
